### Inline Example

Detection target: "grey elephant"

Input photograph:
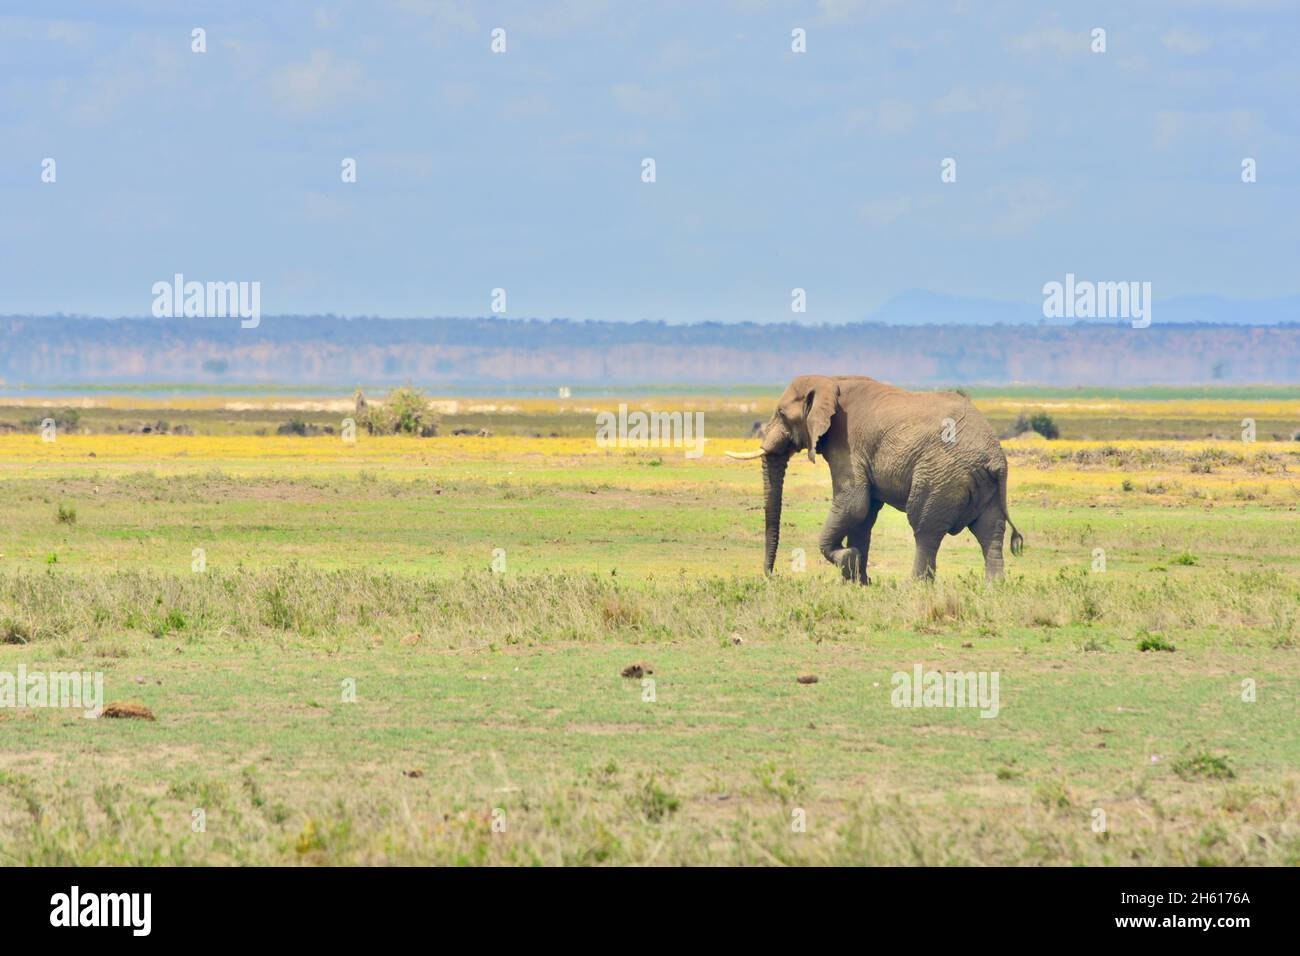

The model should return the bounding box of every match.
[726,375,1023,581]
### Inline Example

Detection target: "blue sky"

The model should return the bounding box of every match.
[2,0,1297,322]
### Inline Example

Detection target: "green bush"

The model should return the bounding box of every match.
[277,416,310,436]
[1007,410,1058,439]
[23,409,80,432]
[1172,752,1234,781]
[1137,631,1176,652]
[363,387,439,436]
[1028,412,1060,440]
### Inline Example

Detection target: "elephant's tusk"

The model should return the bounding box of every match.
[724,450,764,460]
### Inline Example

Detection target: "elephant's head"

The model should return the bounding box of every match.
[726,376,839,574]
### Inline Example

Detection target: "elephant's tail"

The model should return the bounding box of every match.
[995,465,1024,557]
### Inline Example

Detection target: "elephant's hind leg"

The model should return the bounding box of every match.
[910,531,943,580]
[819,484,871,582]
[905,482,949,580]
[970,508,1006,580]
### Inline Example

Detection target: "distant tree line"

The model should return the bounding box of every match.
[1,316,1296,386]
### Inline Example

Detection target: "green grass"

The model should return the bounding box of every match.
[4,383,1298,441]
[0,395,1297,865]
[1,597,1295,864]
[1,436,1297,577]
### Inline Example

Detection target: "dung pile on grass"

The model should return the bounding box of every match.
[100,701,155,720]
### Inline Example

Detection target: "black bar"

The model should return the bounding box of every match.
[2,866,1286,941]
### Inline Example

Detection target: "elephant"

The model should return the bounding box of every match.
[726,375,1023,582]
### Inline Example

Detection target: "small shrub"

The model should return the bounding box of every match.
[24,408,80,432]
[1034,780,1073,811]
[1172,752,1235,781]
[363,386,439,437]
[1007,412,1031,438]
[2,620,32,645]
[277,417,309,436]
[754,762,806,802]
[262,584,295,630]
[1137,631,1176,652]
[56,504,77,525]
[151,609,187,638]
[1076,592,1103,622]
[1028,412,1060,440]
[633,775,680,822]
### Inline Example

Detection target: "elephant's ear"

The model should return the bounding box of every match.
[799,376,839,463]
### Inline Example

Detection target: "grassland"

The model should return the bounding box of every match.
[4,386,1299,440]
[0,389,1297,865]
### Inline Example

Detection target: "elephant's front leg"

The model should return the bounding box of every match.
[844,500,884,585]
[819,484,871,582]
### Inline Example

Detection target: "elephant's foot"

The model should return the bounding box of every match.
[827,547,867,584]
[850,557,870,586]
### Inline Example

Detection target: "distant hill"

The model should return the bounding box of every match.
[1,315,1297,387]
[870,291,1300,326]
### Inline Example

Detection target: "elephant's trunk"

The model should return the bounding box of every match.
[762,453,788,575]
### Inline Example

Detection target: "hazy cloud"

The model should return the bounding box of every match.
[269,50,365,116]
[980,180,1067,238]
[1162,30,1211,54]
[817,0,901,22]
[858,195,914,228]
[876,99,918,136]
[302,191,352,221]
[313,7,340,30]
[390,0,478,32]
[503,92,555,120]
[611,83,679,120]
[1154,108,1253,148]
[1007,26,1088,57]
[933,85,1031,147]
[46,19,93,47]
